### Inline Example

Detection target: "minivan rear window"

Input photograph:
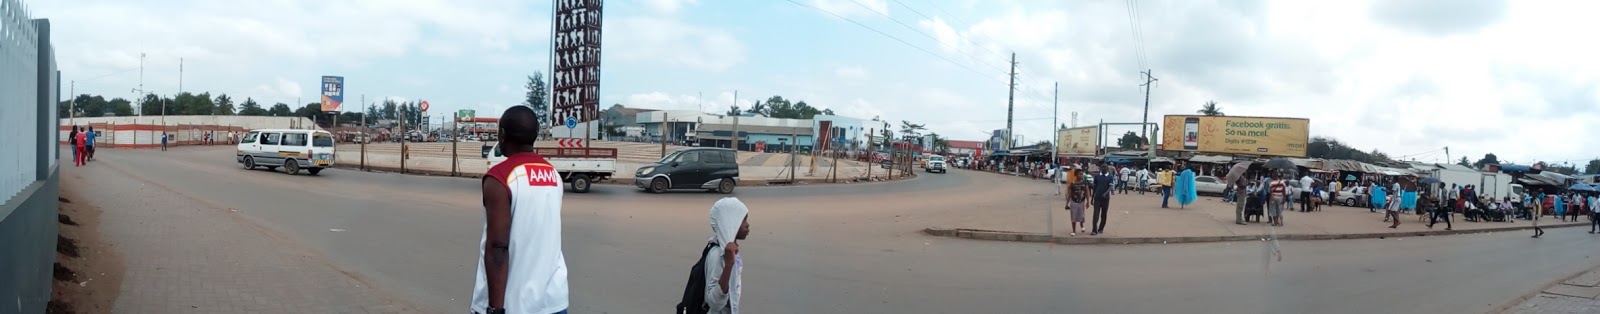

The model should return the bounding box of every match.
[312,134,334,147]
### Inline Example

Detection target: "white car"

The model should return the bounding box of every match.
[1193,176,1229,195]
[924,155,948,173]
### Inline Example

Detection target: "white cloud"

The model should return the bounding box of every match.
[811,0,889,18]
[608,16,746,72]
[641,0,699,15]
[835,66,869,80]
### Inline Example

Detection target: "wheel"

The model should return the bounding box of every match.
[648,177,668,193]
[1344,198,1355,206]
[307,168,322,175]
[283,159,300,175]
[243,156,256,169]
[569,174,591,193]
[716,178,735,194]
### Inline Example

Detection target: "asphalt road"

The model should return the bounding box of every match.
[98,146,1600,314]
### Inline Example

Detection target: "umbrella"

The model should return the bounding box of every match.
[1419,177,1443,185]
[1224,161,1251,186]
[1345,174,1357,181]
[1264,157,1297,171]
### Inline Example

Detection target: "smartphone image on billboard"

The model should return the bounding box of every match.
[1183,117,1200,150]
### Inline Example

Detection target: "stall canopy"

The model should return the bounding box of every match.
[1568,183,1595,192]
[1188,155,1233,164]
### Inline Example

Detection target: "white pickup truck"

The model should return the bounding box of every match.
[485,142,617,193]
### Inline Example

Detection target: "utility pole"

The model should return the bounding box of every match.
[178,58,183,96]
[1140,69,1157,141]
[1005,52,1017,150]
[1052,81,1061,196]
[138,52,144,116]
[360,94,366,171]
[790,128,798,183]
[661,112,669,157]
[731,90,740,150]
[68,81,74,125]
[866,129,874,180]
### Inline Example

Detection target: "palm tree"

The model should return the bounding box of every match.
[1198,101,1224,116]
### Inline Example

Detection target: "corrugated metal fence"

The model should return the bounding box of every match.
[0,0,59,312]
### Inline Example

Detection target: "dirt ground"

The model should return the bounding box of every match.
[48,183,124,314]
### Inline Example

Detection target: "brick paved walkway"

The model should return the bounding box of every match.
[64,159,425,313]
[1508,269,1600,313]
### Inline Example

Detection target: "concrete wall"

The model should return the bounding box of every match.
[1,13,60,314]
[61,115,316,130]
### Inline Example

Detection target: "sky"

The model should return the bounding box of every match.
[33,0,1600,167]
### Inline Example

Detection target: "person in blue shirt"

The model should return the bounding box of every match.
[161,132,168,151]
[85,126,97,161]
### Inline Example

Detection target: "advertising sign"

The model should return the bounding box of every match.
[319,76,344,112]
[1160,115,1310,157]
[1055,126,1100,156]
[457,109,475,120]
[551,0,604,125]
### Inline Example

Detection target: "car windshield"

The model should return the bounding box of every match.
[930,156,945,161]
[656,151,680,163]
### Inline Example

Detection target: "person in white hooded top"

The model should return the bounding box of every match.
[704,197,751,314]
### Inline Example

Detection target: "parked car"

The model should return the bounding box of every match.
[634,147,741,194]
[1194,176,1229,195]
[237,129,336,175]
[1338,186,1370,207]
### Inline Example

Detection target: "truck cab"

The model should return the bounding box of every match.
[485,142,618,193]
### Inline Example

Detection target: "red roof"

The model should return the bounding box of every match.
[947,140,984,150]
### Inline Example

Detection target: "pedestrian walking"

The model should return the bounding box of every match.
[1532,198,1545,238]
[1429,194,1452,230]
[1386,190,1402,228]
[471,106,569,314]
[85,126,96,162]
[68,126,80,166]
[1158,167,1174,208]
[1590,195,1599,234]
[1066,168,1088,236]
[1090,163,1115,235]
[72,126,86,168]
[1136,167,1150,195]
[699,197,750,314]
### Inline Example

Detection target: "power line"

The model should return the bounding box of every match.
[783,0,1009,85]
[846,0,1009,74]
[889,0,1008,65]
[1124,0,1149,70]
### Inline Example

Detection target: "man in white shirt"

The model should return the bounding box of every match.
[1136,167,1151,195]
[1299,174,1316,212]
[472,106,569,314]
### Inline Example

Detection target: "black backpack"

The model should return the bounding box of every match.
[676,242,721,314]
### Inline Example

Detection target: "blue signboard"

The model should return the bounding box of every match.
[565,116,578,129]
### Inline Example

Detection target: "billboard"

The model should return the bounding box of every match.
[319,76,344,112]
[1160,115,1310,157]
[551,0,604,126]
[1055,126,1100,156]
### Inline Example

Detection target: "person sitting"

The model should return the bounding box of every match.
[1484,200,1506,222]
[1464,202,1485,222]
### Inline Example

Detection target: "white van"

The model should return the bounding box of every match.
[237,129,337,175]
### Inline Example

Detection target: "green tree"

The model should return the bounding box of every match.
[295,103,322,119]
[1116,131,1146,149]
[928,133,949,154]
[725,105,741,116]
[381,100,398,121]
[1457,156,1471,167]
[1198,101,1224,116]
[898,120,926,140]
[214,94,235,115]
[108,98,134,116]
[1586,159,1600,174]
[523,72,550,124]
[1306,136,1393,163]
[745,100,766,116]
[1473,153,1499,169]
[268,103,293,116]
[238,98,267,116]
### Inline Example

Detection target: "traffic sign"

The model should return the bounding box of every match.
[555,138,585,148]
[565,117,578,129]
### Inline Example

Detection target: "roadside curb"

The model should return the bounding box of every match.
[1491,266,1600,314]
[925,222,1591,245]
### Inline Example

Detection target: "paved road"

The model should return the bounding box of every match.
[90,146,1600,313]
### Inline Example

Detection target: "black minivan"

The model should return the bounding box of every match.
[634,147,740,194]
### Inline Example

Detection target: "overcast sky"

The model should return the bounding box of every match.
[36,0,1600,167]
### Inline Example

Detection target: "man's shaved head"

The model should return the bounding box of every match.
[499,106,541,147]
